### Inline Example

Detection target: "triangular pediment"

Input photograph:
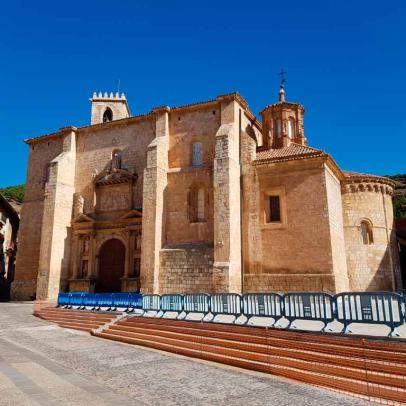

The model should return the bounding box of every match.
[94,168,138,186]
[72,213,94,223]
[120,209,143,219]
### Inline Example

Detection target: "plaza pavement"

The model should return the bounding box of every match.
[0,302,372,406]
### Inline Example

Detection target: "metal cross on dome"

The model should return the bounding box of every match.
[278,69,287,86]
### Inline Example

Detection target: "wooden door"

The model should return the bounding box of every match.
[96,239,125,293]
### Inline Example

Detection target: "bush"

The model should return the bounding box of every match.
[0,184,25,202]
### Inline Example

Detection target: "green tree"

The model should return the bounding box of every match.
[0,184,25,202]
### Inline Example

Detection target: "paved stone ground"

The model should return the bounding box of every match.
[0,303,372,406]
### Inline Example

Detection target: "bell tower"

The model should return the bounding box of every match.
[90,91,131,125]
[260,81,306,149]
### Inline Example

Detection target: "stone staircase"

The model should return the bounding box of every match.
[94,316,406,404]
[34,307,119,332]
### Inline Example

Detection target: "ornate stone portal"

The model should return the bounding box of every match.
[69,154,141,293]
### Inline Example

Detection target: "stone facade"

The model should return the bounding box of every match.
[11,88,403,301]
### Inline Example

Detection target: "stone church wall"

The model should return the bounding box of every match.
[165,106,219,246]
[324,168,349,292]
[75,118,155,214]
[12,136,63,300]
[166,169,213,245]
[159,245,227,293]
[244,160,339,293]
[342,184,401,291]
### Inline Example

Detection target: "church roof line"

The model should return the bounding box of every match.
[253,143,327,165]
[342,171,397,187]
[24,92,261,144]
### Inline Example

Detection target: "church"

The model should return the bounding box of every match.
[11,85,402,301]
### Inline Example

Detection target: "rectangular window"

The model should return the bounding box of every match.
[268,196,281,223]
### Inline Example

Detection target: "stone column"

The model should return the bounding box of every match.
[71,234,80,279]
[87,232,95,278]
[124,231,132,278]
[36,127,77,301]
[140,107,169,293]
[213,97,242,293]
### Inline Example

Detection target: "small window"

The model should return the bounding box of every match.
[103,107,113,123]
[360,221,374,245]
[192,142,203,167]
[267,196,281,223]
[288,118,295,139]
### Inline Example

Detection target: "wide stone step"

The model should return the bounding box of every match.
[120,318,406,364]
[57,322,99,331]
[35,313,114,324]
[35,309,114,320]
[104,326,405,389]
[109,323,406,377]
[33,308,117,332]
[95,330,406,403]
[123,316,406,352]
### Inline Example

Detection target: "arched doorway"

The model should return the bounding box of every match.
[96,239,125,293]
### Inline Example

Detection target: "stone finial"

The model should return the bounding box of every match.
[121,92,126,99]
[279,85,286,102]
[109,92,114,98]
[98,91,102,97]
[92,92,97,98]
[103,91,108,98]
[115,92,119,98]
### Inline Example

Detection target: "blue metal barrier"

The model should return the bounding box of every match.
[335,292,404,336]
[82,293,98,309]
[183,293,210,316]
[95,293,114,310]
[210,293,242,322]
[57,293,70,307]
[110,293,130,311]
[160,294,183,317]
[128,293,143,310]
[142,294,161,314]
[242,293,283,325]
[69,292,85,308]
[55,290,406,337]
[283,292,334,330]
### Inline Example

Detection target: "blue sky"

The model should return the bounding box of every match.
[0,0,405,187]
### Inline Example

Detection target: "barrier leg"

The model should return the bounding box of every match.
[177,311,187,320]
[391,327,401,337]
[234,315,247,325]
[324,321,334,332]
[203,312,214,322]
[240,315,249,325]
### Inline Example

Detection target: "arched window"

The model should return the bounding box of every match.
[192,142,203,167]
[103,107,113,123]
[288,118,295,139]
[188,187,205,223]
[360,220,374,245]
